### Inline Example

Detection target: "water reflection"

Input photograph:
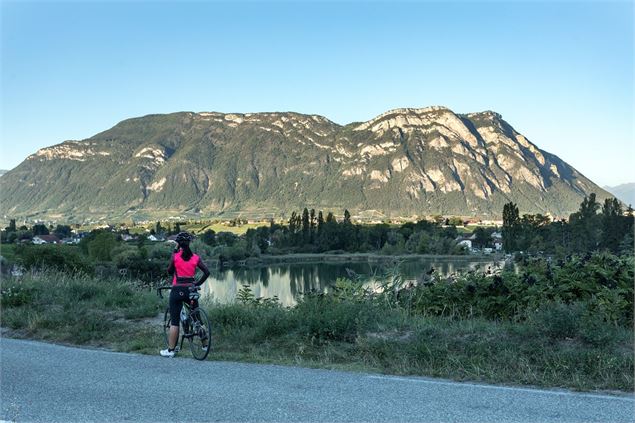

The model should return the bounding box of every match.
[200,258,503,307]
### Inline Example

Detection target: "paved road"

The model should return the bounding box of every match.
[1,338,633,422]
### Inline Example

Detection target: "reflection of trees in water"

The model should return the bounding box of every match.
[231,268,260,285]
[317,264,340,290]
[211,259,506,306]
[289,265,319,295]
[289,265,300,297]
[209,268,224,280]
[302,266,316,293]
[286,264,344,296]
[260,267,270,287]
[270,266,284,281]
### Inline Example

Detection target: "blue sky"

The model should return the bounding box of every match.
[1,0,633,186]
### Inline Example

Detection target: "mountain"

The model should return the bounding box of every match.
[0,170,7,177]
[603,183,635,207]
[0,106,614,222]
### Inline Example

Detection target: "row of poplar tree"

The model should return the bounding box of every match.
[502,194,634,255]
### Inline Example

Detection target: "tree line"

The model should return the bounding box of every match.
[502,194,634,256]
[195,208,466,260]
[3,193,632,279]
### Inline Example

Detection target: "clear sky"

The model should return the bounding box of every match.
[1,0,633,186]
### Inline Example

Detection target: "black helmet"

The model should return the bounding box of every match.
[175,231,194,245]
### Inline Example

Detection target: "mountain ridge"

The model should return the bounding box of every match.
[0,107,614,222]
[603,183,635,207]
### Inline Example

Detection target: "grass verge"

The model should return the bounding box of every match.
[1,270,632,393]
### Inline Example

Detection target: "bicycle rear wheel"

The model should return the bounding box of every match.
[187,308,211,360]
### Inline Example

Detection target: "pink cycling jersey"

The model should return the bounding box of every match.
[172,250,200,285]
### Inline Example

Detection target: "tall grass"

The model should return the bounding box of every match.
[1,269,162,350]
[205,304,633,391]
[205,281,633,391]
[2,255,633,392]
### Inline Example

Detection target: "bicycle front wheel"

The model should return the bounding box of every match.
[187,308,211,360]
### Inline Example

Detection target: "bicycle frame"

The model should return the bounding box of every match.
[158,285,209,357]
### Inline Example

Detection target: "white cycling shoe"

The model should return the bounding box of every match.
[160,349,176,358]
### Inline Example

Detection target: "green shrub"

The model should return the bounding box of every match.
[67,282,101,301]
[252,307,296,341]
[16,245,94,274]
[294,294,379,342]
[1,281,34,307]
[113,247,164,282]
[87,232,119,261]
[208,304,260,330]
[526,302,583,340]
[398,253,633,324]
[579,314,618,347]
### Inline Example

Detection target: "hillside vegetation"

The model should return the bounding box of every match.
[0,107,613,221]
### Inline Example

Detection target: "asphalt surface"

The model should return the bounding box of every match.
[1,338,633,422]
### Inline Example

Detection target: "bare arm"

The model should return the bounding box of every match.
[196,259,210,286]
[167,253,175,277]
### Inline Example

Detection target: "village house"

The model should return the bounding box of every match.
[455,234,476,251]
[32,235,61,245]
[491,232,503,251]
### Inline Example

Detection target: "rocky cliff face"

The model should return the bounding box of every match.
[0,107,612,222]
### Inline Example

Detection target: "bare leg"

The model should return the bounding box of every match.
[168,324,179,349]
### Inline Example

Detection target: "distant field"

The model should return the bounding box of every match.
[106,222,269,236]
[75,221,485,237]
[183,223,266,235]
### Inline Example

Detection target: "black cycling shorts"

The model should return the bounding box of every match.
[169,285,199,326]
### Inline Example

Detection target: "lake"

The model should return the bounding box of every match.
[199,256,506,306]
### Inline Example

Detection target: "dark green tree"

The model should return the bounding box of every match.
[53,224,72,239]
[317,211,324,235]
[600,198,623,252]
[309,209,316,243]
[569,193,601,252]
[302,208,310,242]
[88,232,118,261]
[32,224,49,236]
[472,227,491,248]
[344,209,351,224]
[502,202,520,252]
[289,211,298,234]
[201,229,216,246]
[216,232,238,247]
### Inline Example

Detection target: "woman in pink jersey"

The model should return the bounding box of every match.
[161,232,210,357]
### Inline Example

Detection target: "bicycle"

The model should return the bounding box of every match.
[157,286,212,360]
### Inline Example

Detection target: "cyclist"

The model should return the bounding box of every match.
[160,231,210,357]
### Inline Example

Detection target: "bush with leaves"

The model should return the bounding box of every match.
[15,245,94,274]
[367,252,634,325]
[113,246,163,282]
